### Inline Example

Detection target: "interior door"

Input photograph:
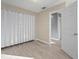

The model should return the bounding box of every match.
[1,10,5,47]
[61,2,77,59]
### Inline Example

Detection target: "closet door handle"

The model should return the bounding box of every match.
[74,33,78,36]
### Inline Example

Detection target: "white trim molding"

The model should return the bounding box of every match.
[35,38,56,45]
[35,39,50,45]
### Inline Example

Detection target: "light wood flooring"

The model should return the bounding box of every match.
[1,40,72,59]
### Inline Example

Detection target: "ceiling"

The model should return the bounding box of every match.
[1,0,76,12]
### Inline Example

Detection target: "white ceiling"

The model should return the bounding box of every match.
[1,0,76,12]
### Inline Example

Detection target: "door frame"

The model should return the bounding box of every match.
[48,9,62,44]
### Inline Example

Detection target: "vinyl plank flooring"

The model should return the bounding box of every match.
[1,40,72,59]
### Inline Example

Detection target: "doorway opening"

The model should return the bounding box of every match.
[49,12,61,47]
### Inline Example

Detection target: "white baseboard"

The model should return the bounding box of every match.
[35,39,50,45]
[50,37,60,40]
[35,38,57,45]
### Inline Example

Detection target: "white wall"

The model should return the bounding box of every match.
[36,3,65,43]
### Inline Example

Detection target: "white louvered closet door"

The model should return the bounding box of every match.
[17,12,20,44]
[32,16,35,40]
[25,15,29,41]
[19,13,23,43]
[1,9,35,48]
[4,10,9,47]
[1,10,5,47]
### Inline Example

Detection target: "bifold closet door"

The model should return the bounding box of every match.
[1,10,5,47]
[24,15,35,41]
[1,9,35,48]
